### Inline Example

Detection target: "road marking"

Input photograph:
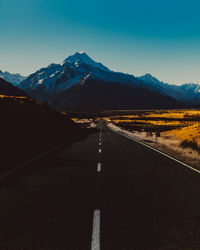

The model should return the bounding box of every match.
[97,163,101,172]
[99,149,101,153]
[99,143,101,146]
[91,209,100,250]
[112,129,200,175]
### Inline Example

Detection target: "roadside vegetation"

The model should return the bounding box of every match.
[104,110,200,156]
[103,110,200,169]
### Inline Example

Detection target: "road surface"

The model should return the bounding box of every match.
[1,120,200,249]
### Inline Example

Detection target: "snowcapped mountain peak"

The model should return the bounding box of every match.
[64,52,91,64]
[63,52,110,72]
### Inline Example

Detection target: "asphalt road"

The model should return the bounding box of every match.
[1,119,200,249]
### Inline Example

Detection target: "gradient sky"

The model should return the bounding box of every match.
[1,0,200,85]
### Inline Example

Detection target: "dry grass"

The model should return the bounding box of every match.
[105,109,200,120]
[0,94,28,99]
[164,123,200,146]
[145,110,200,119]
[107,122,200,170]
[105,110,200,169]
[71,118,97,128]
[105,110,200,145]
[110,119,191,126]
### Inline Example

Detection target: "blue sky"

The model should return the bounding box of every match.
[1,0,200,84]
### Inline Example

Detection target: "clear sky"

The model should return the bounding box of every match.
[1,0,200,85]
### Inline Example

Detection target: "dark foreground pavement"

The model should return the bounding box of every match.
[1,120,200,249]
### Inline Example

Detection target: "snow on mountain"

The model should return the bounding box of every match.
[0,70,26,86]
[64,52,110,72]
[137,74,200,104]
[19,51,200,106]
[19,51,140,101]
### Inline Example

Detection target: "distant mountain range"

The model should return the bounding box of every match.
[0,70,26,86]
[138,74,200,105]
[2,52,200,110]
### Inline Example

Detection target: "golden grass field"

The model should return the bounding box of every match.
[103,110,200,168]
[104,110,200,147]
[165,123,200,145]
[0,95,28,99]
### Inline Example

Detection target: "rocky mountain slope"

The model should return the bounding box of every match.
[18,52,198,110]
[0,70,26,86]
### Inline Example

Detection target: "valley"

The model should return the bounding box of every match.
[2,0,200,248]
[1,52,200,250]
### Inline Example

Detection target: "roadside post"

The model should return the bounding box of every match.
[155,130,157,144]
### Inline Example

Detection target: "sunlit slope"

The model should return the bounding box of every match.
[164,123,200,145]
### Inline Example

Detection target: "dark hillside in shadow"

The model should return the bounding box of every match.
[50,79,182,111]
[0,96,87,174]
[0,77,27,97]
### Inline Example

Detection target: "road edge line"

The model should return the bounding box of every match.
[108,126,200,175]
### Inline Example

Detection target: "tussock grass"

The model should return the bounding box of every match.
[106,110,200,166]
[180,139,199,151]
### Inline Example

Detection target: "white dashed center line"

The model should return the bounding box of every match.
[91,125,102,249]
[97,163,101,172]
[91,209,100,250]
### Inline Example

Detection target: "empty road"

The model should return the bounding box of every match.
[1,120,200,249]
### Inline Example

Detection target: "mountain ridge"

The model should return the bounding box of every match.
[18,52,199,110]
[0,70,26,86]
[138,73,200,104]
[19,52,142,101]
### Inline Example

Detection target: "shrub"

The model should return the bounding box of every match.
[180,139,199,151]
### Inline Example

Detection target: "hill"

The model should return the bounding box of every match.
[0,95,84,173]
[0,77,27,96]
